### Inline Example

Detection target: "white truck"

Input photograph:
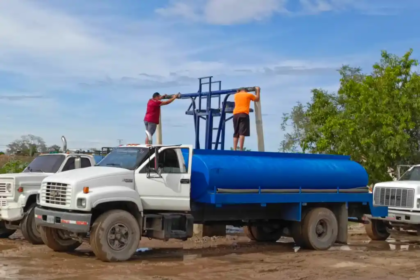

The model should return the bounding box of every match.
[0,136,100,244]
[365,165,420,241]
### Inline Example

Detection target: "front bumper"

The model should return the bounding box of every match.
[34,206,92,233]
[367,209,420,225]
[0,199,23,222]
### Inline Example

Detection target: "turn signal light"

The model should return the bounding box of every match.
[83,187,89,194]
[17,187,24,193]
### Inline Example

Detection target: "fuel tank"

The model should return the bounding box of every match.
[182,150,368,201]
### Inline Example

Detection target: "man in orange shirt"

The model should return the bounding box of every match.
[232,87,260,151]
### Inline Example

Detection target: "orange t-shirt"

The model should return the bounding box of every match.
[233,91,256,115]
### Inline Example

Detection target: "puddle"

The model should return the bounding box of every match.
[329,239,420,252]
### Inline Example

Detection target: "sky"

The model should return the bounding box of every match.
[1,0,420,152]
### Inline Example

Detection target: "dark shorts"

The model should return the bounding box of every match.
[233,113,250,137]
[144,121,157,136]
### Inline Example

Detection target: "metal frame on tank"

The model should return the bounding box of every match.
[168,76,256,151]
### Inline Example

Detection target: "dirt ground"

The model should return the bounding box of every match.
[1,225,420,280]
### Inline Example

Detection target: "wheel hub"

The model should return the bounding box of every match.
[107,224,129,251]
[316,220,328,237]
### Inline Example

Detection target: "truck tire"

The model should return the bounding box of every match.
[90,210,140,262]
[243,224,282,242]
[364,219,390,241]
[301,207,338,250]
[21,203,43,244]
[39,226,81,252]
[0,221,15,238]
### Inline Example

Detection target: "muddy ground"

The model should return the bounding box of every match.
[1,225,420,280]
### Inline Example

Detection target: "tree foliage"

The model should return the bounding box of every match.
[48,145,61,152]
[281,49,420,184]
[0,160,29,174]
[6,135,47,156]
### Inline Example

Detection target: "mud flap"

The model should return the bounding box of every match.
[333,203,348,244]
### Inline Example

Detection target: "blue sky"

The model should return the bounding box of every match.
[1,0,420,152]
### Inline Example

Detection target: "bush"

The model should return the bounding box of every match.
[0,160,29,174]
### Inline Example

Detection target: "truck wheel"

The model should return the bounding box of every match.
[21,203,43,244]
[39,226,81,252]
[0,221,15,238]
[301,207,338,250]
[243,224,282,242]
[90,210,140,262]
[364,220,390,241]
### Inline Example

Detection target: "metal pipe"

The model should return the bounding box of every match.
[162,87,256,100]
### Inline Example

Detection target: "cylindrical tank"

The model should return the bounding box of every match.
[182,150,368,201]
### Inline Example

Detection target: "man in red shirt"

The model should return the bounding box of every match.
[144,92,180,144]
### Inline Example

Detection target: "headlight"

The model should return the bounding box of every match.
[36,194,40,204]
[77,198,86,208]
[6,183,12,192]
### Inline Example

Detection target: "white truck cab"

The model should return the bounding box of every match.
[35,144,193,261]
[366,164,420,240]
[0,136,99,244]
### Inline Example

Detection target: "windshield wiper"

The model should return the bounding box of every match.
[106,163,121,167]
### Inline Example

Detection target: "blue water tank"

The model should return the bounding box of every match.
[182,150,368,201]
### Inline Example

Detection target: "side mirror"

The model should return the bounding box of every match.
[75,157,81,169]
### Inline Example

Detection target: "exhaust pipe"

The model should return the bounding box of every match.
[61,136,67,152]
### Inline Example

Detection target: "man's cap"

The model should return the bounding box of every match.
[152,92,161,98]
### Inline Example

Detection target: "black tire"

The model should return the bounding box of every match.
[364,219,390,241]
[243,224,282,242]
[0,221,15,238]
[39,226,81,252]
[301,207,338,250]
[291,221,306,247]
[90,210,140,262]
[21,203,43,244]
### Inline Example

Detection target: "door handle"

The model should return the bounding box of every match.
[180,179,190,184]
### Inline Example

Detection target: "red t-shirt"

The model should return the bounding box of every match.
[144,99,162,124]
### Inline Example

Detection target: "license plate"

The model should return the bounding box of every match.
[46,215,55,224]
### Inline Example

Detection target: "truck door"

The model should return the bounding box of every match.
[135,146,192,211]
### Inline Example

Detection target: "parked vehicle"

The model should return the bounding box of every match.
[0,136,105,244]
[34,144,387,261]
[365,164,420,241]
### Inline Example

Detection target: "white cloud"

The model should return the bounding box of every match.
[156,0,288,25]
[157,0,420,24]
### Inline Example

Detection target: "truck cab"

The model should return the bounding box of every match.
[366,164,420,240]
[34,144,193,261]
[0,149,99,243]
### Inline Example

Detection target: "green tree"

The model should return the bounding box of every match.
[282,49,420,184]
[0,160,29,174]
[48,145,61,152]
[7,135,47,156]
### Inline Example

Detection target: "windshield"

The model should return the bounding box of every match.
[96,147,150,170]
[399,166,420,181]
[23,155,65,173]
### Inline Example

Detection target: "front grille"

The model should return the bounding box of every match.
[0,183,6,193]
[41,182,71,206]
[0,200,7,207]
[373,187,415,208]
